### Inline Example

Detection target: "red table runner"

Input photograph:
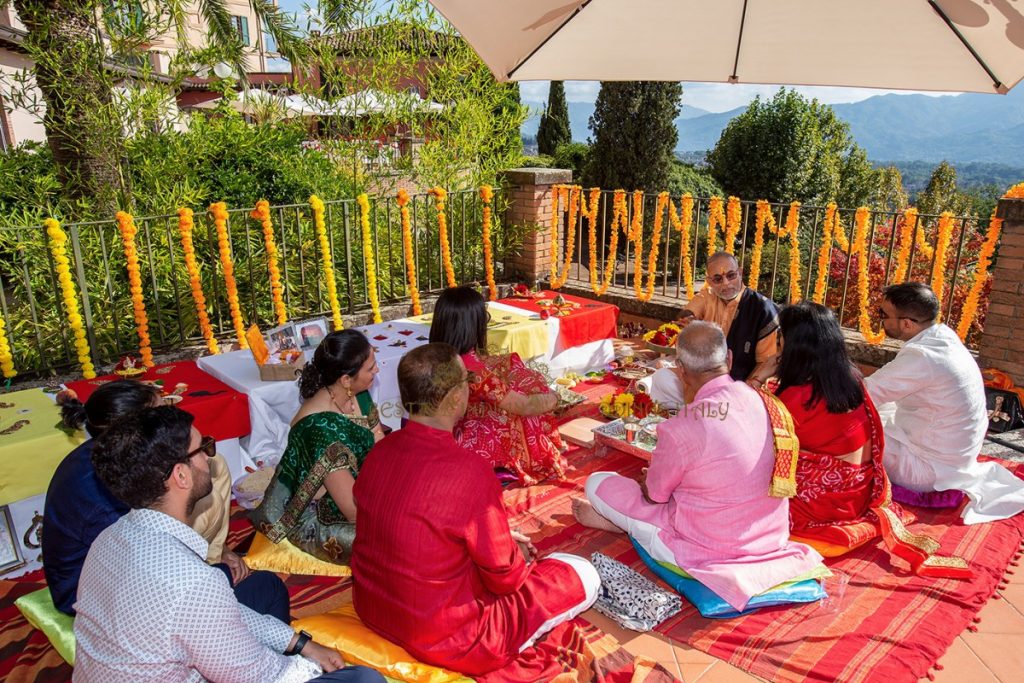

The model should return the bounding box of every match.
[66,360,251,442]
[498,290,618,350]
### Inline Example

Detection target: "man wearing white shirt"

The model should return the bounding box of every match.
[866,282,1024,524]
[74,406,382,683]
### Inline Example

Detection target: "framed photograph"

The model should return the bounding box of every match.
[264,323,301,362]
[0,505,24,575]
[294,318,330,351]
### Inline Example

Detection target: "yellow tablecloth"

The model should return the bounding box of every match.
[405,306,550,360]
[0,388,85,506]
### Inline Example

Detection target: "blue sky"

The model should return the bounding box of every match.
[276,1,952,112]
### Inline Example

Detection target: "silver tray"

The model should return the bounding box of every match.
[592,416,665,459]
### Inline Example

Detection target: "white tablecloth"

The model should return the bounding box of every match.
[196,321,430,464]
[486,301,614,375]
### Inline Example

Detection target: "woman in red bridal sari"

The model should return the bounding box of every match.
[429,286,566,485]
[772,302,970,578]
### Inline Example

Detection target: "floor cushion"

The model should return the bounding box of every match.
[631,538,828,619]
[293,602,474,683]
[14,587,75,665]
[244,531,351,577]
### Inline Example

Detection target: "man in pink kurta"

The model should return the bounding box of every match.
[576,322,821,611]
[352,343,599,676]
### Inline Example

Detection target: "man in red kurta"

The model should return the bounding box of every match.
[352,343,599,675]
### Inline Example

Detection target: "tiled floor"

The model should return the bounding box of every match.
[586,549,1024,682]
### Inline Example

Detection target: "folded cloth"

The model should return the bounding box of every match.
[891,484,967,509]
[590,552,681,632]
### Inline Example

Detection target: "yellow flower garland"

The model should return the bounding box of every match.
[706,196,725,256]
[749,200,803,302]
[587,189,626,296]
[632,191,662,303]
[748,200,774,289]
[1004,182,1024,199]
[956,212,1003,341]
[892,208,918,284]
[429,187,457,288]
[479,185,498,301]
[852,207,885,344]
[783,202,802,303]
[115,211,154,367]
[666,193,695,299]
[624,190,653,301]
[550,185,580,289]
[0,312,14,378]
[397,190,422,315]
[250,200,287,326]
[581,187,613,295]
[930,212,956,323]
[309,195,344,331]
[45,219,95,378]
[914,217,935,261]
[176,208,219,354]
[724,196,742,255]
[210,202,249,349]
[357,194,383,324]
[811,202,840,304]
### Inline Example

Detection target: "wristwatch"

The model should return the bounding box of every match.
[286,630,312,656]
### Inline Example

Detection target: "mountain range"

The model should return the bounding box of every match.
[522,86,1024,166]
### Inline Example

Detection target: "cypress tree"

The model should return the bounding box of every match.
[537,80,571,156]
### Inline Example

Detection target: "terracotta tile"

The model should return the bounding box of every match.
[1002,564,1024,586]
[672,643,719,666]
[623,632,677,661]
[580,608,634,644]
[693,660,764,682]
[932,637,999,683]
[961,633,1024,681]
[996,582,1024,616]
[973,594,1024,634]
[679,662,716,683]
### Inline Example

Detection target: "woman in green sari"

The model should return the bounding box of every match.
[252,329,384,563]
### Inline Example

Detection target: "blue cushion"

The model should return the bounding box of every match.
[630,538,826,619]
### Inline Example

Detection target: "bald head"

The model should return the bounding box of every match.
[707,252,738,270]
[676,321,728,374]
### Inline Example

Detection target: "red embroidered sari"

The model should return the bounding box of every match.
[778,384,971,578]
[456,351,566,485]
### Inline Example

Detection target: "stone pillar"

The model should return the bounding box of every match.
[977,196,1024,382]
[500,167,573,284]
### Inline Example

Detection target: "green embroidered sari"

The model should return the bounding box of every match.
[251,391,379,563]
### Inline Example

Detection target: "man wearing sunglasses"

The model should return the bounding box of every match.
[75,406,382,683]
[649,252,779,406]
[865,282,1024,524]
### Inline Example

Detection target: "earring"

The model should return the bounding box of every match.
[346,386,353,399]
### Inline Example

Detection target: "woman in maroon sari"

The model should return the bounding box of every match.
[429,286,565,485]
[773,302,969,578]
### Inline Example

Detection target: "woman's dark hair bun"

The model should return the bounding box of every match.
[297,330,372,400]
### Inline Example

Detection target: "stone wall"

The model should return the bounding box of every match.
[499,167,573,284]
[978,196,1024,383]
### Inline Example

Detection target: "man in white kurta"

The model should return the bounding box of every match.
[866,282,1024,524]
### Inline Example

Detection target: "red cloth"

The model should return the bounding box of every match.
[351,421,587,676]
[458,351,566,485]
[498,290,618,349]
[66,361,250,442]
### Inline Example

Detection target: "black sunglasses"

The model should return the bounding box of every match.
[164,435,216,479]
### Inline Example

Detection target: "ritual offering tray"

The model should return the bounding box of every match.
[611,364,655,382]
[592,416,665,461]
[643,323,681,355]
[552,384,587,413]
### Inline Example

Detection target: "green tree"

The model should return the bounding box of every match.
[873,165,909,213]
[552,142,589,181]
[706,88,874,205]
[8,0,305,212]
[536,80,570,156]
[915,161,972,216]
[583,81,682,192]
[667,160,722,198]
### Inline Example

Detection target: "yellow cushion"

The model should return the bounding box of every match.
[293,603,473,683]
[790,534,872,558]
[243,532,351,577]
[14,587,75,665]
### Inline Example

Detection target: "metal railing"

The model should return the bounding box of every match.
[0,189,505,378]
[557,191,987,343]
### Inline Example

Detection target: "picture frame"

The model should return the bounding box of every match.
[263,323,301,363]
[0,505,24,575]
[294,317,330,351]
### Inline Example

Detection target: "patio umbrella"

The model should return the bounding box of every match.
[427,0,1024,93]
[333,89,446,116]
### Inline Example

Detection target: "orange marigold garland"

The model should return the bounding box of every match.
[892,207,918,284]
[706,196,725,256]
[115,211,154,367]
[210,202,248,349]
[251,200,287,326]
[724,195,742,255]
[852,207,885,344]
[748,200,775,289]
[551,185,580,289]
[811,203,839,303]
[397,190,422,314]
[634,191,663,302]
[176,208,219,354]
[1004,182,1024,199]
[929,212,956,323]
[956,212,1003,341]
[589,189,625,296]
[581,187,604,294]
[783,202,802,303]
[45,218,95,378]
[429,187,457,288]
[666,193,695,299]
[0,311,14,378]
[479,185,498,301]
[357,193,383,324]
[309,195,343,330]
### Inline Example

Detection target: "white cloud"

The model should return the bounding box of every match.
[681,83,958,113]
